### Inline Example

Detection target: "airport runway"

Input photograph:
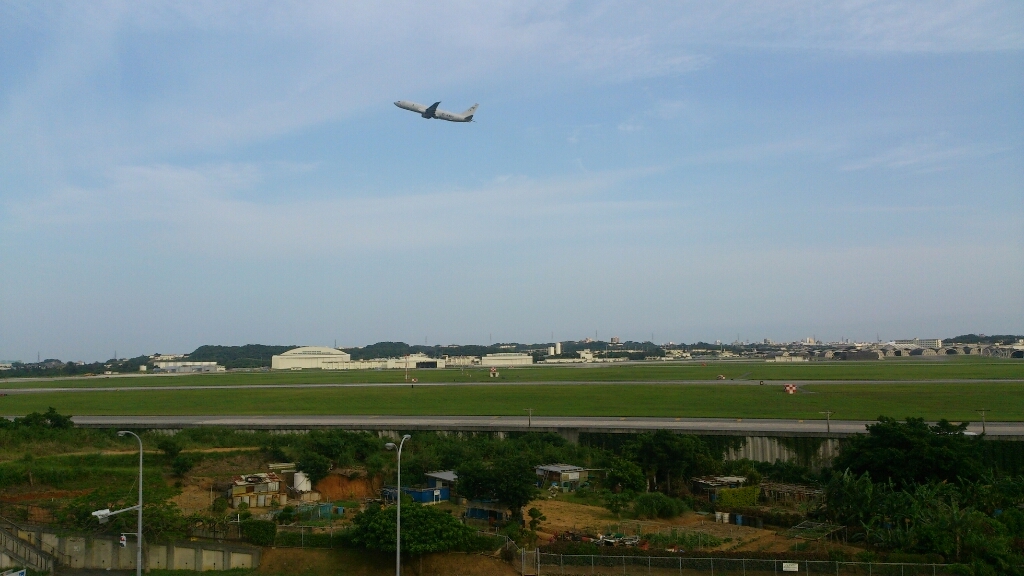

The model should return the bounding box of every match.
[67,414,1024,437]
[0,379,1021,394]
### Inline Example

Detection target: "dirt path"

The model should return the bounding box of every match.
[0,445,261,464]
[258,547,516,576]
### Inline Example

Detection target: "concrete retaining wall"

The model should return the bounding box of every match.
[725,436,840,468]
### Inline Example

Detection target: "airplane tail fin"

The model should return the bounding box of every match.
[462,103,478,116]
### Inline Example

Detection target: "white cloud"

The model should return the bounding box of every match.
[841,139,1009,172]
[2,162,670,260]
[4,1,1018,166]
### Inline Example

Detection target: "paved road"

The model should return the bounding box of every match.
[1,379,1021,394]
[66,415,1024,437]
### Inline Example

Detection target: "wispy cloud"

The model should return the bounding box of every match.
[841,139,1009,172]
[1,162,675,260]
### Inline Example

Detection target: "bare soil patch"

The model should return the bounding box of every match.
[258,547,516,576]
[530,499,861,555]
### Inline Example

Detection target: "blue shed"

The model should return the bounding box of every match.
[465,500,510,524]
[383,485,450,505]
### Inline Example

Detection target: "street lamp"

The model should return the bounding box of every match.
[385,435,411,576]
[93,431,143,576]
[819,411,834,435]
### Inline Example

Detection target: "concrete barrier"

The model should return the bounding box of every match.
[8,525,259,572]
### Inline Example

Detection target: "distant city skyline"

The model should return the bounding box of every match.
[1,3,1021,362]
[6,332,1021,365]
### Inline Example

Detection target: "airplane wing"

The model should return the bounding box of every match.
[422,101,441,119]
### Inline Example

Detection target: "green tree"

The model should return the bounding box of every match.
[298,452,332,485]
[634,492,687,519]
[626,431,718,493]
[458,457,537,523]
[605,458,646,493]
[171,454,196,476]
[528,507,546,531]
[832,417,985,488]
[157,438,183,459]
[349,504,475,554]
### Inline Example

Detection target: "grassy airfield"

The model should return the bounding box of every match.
[1,356,1020,389]
[0,380,1022,421]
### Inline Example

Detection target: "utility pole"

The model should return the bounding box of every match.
[524,408,534,428]
[819,410,834,435]
[976,409,990,434]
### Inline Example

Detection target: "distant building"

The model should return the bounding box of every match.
[0,363,12,371]
[833,350,883,361]
[385,353,446,369]
[892,339,942,349]
[426,470,458,490]
[150,354,187,361]
[382,471,456,505]
[465,500,512,524]
[480,353,533,367]
[610,337,621,344]
[271,346,352,370]
[536,464,587,492]
[153,361,225,373]
[766,352,808,363]
[228,472,288,508]
[692,476,747,503]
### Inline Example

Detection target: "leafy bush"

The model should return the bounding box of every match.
[500,521,526,543]
[211,497,228,514]
[157,438,182,459]
[716,486,759,509]
[348,503,476,553]
[276,505,296,524]
[602,490,635,515]
[604,458,646,493]
[240,520,277,546]
[634,492,688,519]
[528,507,546,531]
[13,408,74,429]
[297,452,332,485]
[171,454,196,477]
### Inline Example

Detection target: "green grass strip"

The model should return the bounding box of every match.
[1,382,1022,421]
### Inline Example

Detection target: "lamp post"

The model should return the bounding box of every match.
[92,431,143,576]
[976,409,990,434]
[819,410,834,435]
[385,435,411,576]
[524,408,534,428]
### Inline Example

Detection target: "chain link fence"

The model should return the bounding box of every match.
[508,546,953,576]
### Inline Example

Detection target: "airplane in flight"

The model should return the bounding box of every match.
[394,100,478,122]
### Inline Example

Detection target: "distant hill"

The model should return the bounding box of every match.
[344,342,505,360]
[188,344,297,368]
[946,334,1023,345]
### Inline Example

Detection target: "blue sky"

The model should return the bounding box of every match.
[1,1,1022,361]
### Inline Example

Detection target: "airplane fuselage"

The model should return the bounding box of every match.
[394,100,477,122]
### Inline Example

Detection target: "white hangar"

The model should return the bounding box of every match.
[271,346,352,370]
